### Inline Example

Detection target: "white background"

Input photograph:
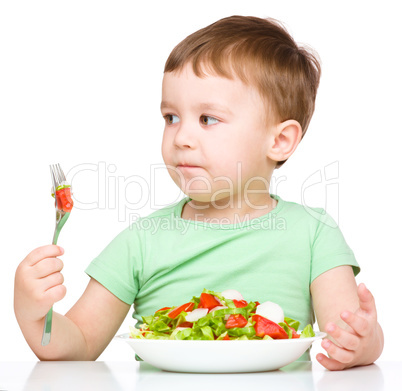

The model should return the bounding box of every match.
[1,0,400,363]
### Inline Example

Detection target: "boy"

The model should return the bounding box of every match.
[14,16,383,370]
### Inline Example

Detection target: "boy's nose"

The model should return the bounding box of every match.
[173,122,197,149]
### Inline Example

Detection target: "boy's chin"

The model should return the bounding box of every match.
[183,192,212,204]
[184,191,233,206]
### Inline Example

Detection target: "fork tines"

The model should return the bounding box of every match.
[50,163,67,189]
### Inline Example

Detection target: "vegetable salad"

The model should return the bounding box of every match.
[130,289,315,341]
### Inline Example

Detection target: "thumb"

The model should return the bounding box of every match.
[357,283,377,316]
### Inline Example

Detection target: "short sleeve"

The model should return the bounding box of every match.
[85,225,142,305]
[310,210,360,284]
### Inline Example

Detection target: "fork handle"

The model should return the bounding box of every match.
[41,218,64,346]
[41,212,71,345]
[41,307,53,346]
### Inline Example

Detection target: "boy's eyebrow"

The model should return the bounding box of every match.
[160,101,233,115]
[199,103,233,115]
[160,101,173,111]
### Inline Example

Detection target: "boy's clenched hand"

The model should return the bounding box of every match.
[14,245,66,323]
[14,245,130,360]
[317,283,384,370]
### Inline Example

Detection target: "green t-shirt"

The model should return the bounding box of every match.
[86,194,359,359]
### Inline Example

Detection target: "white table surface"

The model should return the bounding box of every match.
[0,360,398,391]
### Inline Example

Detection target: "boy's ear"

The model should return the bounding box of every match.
[266,120,302,163]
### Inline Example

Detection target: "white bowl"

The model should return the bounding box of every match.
[116,332,326,373]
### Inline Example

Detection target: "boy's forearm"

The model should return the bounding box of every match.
[17,312,90,360]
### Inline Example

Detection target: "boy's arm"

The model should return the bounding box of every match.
[310,265,384,370]
[15,245,130,360]
[18,279,130,360]
[65,278,130,360]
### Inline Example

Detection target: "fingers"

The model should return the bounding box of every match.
[41,270,65,291]
[357,283,377,315]
[32,257,65,303]
[325,322,360,349]
[340,311,370,337]
[15,246,66,322]
[317,283,379,370]
[44,282,67,304]
[32,257,64,279]
[318,320,362,370]
[316,353,346,371]
[321,338,354,364]
[24,245,64,266]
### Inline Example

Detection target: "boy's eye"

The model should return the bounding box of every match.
[200,115,219,126]
[164,114,180,125]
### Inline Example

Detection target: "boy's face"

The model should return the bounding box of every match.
[161,62,276,204]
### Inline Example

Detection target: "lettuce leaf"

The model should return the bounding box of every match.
[284,317,300,332]
[300,324,315,338]
[227,326,256,338]
[278,322,293,338]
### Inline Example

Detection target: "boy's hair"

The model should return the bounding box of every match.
[164,15,321,168]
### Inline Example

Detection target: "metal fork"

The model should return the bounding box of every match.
[41,163,72,346]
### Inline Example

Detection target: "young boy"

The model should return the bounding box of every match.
[14,15,383,370]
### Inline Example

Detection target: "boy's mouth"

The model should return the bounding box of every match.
[177,162,200,168]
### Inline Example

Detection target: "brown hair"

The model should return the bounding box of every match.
[164,15,321,168]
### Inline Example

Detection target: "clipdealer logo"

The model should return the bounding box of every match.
[65,161,341,228]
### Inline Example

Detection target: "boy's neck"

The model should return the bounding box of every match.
[181,193,278,224]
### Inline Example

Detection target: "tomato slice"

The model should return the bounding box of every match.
[199,293,221,311]
[167,302,194,319]
[55,191,62,210]
[233,299,248,308]
[225,314,248,329]
[291,330,300,339]
[155,307,171,313]
[63,187,74,212]
[222,334,230,340]
[56,187,74,212]
[252,315,288,339]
